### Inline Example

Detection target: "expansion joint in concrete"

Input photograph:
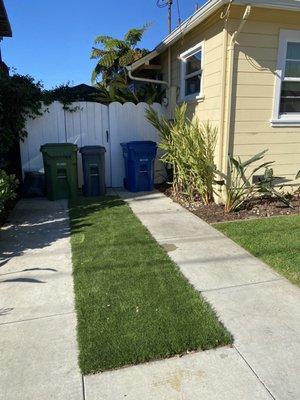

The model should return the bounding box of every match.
[201,278,284,293]
[0,311,75,327]
[233,345,277,400]
[81,375,86,400]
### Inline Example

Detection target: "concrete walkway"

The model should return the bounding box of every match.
[84,190,300,400]
[0,199,82,400]
[2,194,299,400]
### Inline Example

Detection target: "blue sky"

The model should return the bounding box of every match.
[2,0,205,89]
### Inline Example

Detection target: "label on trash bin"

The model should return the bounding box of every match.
[139,158,149,162]
[56,162,67,166]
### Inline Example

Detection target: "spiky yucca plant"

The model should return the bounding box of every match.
[146,104,218,204]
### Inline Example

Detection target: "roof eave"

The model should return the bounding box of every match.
[130,0,300,71]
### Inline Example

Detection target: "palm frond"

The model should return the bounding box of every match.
[90,48,107,60]
[124,23,150,46]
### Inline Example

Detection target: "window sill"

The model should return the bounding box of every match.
[271,118,300,127]
[179,94,205,104]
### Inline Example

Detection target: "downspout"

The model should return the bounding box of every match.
[218,26,229,178]
[221,4,251,175]
[167,46,173,117]
[127,49,172,116]
[168,47,172,87]
[126,65,169,87]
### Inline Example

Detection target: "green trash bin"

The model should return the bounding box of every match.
[40,143,78,201]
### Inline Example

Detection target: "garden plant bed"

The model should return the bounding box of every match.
[69,196,232,374]
[157,184,300,224]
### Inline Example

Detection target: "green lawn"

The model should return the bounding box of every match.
[214,215,300,287]
[69,196,232,374]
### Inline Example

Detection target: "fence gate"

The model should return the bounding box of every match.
[21,101,165,188]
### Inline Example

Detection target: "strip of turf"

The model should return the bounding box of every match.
[70,196,232,374]
[214,215,300,287]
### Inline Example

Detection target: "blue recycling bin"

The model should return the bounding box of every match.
[121,141,157,192]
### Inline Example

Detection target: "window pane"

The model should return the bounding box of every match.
[285,61,300,77]
[186,51,201,75]
[286,42,300,60]
[281,81,300,97]
[280,82,300,113]
[185,75,200,96]
[280,97,300,113]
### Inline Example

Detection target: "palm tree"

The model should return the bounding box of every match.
[90,25,149,85]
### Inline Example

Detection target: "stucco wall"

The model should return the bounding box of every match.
[228,6,300,184]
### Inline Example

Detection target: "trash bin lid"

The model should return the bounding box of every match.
[79,145,106,154]
[40,143,78,156]
[120,141,157,149]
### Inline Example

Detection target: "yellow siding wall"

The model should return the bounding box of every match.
[157,5,300,185]
[158,12,225,163]
[229,6,300,184]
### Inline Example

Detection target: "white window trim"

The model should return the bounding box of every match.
[271,29,300,127]
[179,41,204,102]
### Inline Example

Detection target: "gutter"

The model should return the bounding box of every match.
[221,4,252,175]
[126,65,169,87]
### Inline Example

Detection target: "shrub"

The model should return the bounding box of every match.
[146,103,218,204]
[256,167,292,207]
[0,170,18,214]
[218,151,292,213]
[0,74,44,158]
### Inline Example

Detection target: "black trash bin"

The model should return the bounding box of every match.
[80,146,106,196]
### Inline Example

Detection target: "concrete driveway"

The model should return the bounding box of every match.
[0,199,82,400]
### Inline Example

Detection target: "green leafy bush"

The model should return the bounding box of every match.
[0,74,44,158]
[146,103,218,204]
[0,170,18,214]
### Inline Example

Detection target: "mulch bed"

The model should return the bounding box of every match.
[156,184,300,224]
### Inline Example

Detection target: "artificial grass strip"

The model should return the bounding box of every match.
[214,215,300,287]
[70,196,232,374]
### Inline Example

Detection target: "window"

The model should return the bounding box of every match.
[272,30,300,126]
[180,42,204,101]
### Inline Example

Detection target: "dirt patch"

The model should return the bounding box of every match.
[156,184,300,224]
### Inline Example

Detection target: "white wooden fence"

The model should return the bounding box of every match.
[20,101,165,188]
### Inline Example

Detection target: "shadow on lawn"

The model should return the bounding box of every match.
[69,196,124,235]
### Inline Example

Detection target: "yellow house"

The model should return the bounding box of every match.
[128,0,300,187]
